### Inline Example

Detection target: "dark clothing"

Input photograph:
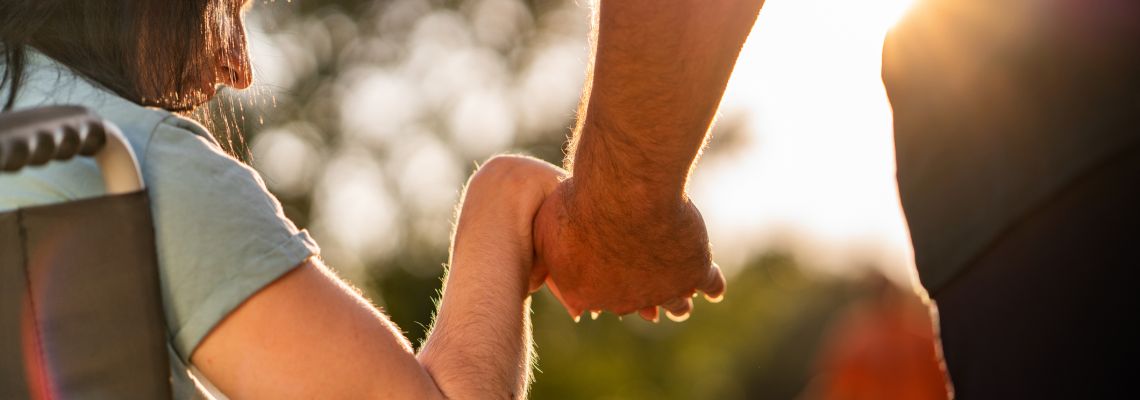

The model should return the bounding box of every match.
[884,0,1140,396]
[885,0,1140,293]
[934,144,1140,399]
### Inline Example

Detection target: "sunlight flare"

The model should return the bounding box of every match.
[696,0,924,284]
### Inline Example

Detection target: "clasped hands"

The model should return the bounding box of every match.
[470,155,725,323]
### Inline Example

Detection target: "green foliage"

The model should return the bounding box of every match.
[528,252,866,399]
[367,251,868,399]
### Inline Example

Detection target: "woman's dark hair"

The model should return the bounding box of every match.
[1,0,229,112]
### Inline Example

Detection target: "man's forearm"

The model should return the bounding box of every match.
[570,0,763,200]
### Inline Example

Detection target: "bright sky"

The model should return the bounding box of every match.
[692,0,919,284]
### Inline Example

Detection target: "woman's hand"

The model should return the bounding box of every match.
[418,155,565,399]
[450,155,566,296]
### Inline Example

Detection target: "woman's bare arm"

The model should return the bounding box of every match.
[191,156,563,399]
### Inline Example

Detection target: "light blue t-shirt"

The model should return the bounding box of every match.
[0,52,320,398]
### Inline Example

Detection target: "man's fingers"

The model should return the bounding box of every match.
[661,297,693,322]
[699,262,726,303]
[638,306,659,323]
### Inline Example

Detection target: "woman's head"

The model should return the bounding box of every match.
[1,0,254,112]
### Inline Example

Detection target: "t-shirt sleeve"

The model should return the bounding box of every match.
[143,118,320,364]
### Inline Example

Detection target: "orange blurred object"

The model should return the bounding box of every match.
[802,277,950,400]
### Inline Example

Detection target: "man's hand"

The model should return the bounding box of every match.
[530,0,761,321]
[532,178,725,321]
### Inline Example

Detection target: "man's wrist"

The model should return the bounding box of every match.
[560,176,690,231]
[570,117,696,197]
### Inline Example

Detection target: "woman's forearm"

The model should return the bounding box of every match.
[415,157,556,399]
[416,233,533,400]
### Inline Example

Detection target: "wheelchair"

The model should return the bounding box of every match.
[1,106,172,399]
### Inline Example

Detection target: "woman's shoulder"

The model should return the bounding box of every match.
[13,50,246,175]
[14,52,273,205]
[1,51,251,208]
[144,115,264,194]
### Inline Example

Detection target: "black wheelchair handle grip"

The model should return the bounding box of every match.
[0,106,143,193]
[0,106,108,172]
